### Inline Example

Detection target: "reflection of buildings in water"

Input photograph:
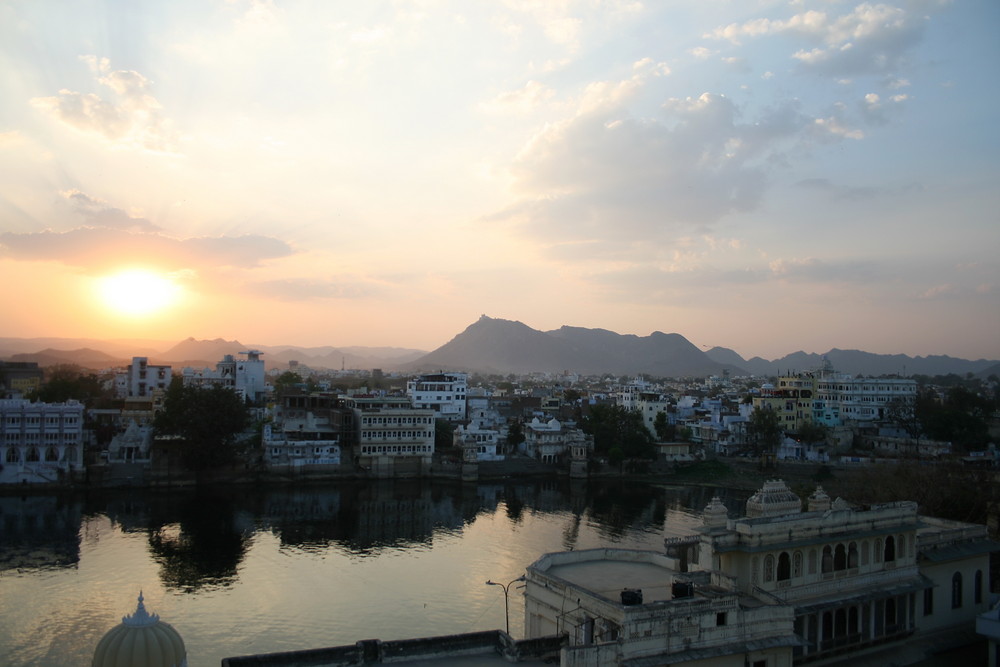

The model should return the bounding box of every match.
[0,495,82,572]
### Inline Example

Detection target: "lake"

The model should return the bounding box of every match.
[0,479,751,666]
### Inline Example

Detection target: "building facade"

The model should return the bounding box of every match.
[347,395,435,477]
[116,357,172,399]
[406,372,467,422]
[0,399,84,484]
[524,480,995,666]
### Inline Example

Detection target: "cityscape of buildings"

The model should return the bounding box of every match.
[3,347,999,665]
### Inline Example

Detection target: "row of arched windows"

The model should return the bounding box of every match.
[758,534,911,584]
[4,446,78,463]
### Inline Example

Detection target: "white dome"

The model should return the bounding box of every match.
[93,593,187,667]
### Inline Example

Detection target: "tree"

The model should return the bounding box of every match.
[272,371,303,398]
[747,407,782,454]
[434,419,456,452]
[29,364,111,406]
[796,420,828,445]
[506,419,525,451]
[581,404,655,461]
[153,380,251,471]
[653,411,674,441]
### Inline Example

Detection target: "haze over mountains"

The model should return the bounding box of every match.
[2,315,998,378]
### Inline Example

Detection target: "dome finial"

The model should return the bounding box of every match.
[123,590,159,627]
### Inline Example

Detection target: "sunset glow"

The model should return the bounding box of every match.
[96,270,181,318]
[0,1,997,358]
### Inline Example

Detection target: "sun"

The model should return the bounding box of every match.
[96,269,182,317]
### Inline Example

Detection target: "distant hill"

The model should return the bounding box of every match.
[0,337,426,372]
[704,346,1000,378]
[404,316,740,377]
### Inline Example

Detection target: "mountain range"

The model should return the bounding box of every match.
[2,316,998,379]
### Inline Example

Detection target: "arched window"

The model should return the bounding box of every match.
[808,549,817,575]
[777,552,791,581]
[793,551,803,579]
[822,546,833,573]
[26,447,40,462]
[952,572,963,609]
[834,544,847,570]
[764,554,775,582]
[63,447,77,463]
[5,448,19,463]
[886,598,897,625]
[874,538,883,563]
[849,606,859,635]
[751,556,759,585]
[45,447,59,461]
[976,570,984,604]
[848,542,859,569]
[884,535,895,562]
[860,540,870,566]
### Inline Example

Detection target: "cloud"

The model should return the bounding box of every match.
[31,56,179,152]
[491,87,811,253]
[248,277,381,301]
[479,80,555,115]
[707,4,927,77]
[61,190,162,232]
[0,227,293,271]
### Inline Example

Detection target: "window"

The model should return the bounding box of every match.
[834,544,847,570]
[793,551,803,579]
[764,555,774,582]
[884,535,896,562]
[716,612,727,626]
[777,552,791,581]
[976,571,984,604]
[848,542,859,569]
[952,572,963,609]
[822,546,833,573]
[924,587,934,616]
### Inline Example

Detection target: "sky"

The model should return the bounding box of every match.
[1,0,998,361]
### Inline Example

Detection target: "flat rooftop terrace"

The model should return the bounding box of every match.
[536,549,679,603]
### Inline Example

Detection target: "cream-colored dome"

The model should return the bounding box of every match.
[92,593,187,667]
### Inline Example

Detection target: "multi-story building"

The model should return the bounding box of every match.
[617,382,669,438]
[116,357,172,399]
[263,393,353,469]
[406,372,467,422]
[815,375,917,425]
[346,395,435,477]
[183,350,267,404]
[753,376,817,432]
[522,417,592,464]
[0,399,84,484]
[0,361,44,397]
[524,480,996,666]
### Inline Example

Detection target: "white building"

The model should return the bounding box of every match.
[454,423,503,461]
[264,393,351,469]
[183,350,267,404]
[406,372,467,422]
[617,383,668,438]
[522,417,592,464]
[0,399,84,484]
[815,375,917,425]
[116,357,172,399]
[347,395,436,476]
[524,480,996,666]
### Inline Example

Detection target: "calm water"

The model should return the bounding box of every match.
[0,480,749,667]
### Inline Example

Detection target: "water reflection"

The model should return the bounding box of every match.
[1,480,750,592]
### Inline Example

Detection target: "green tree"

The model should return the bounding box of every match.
[748,407,782,454]
[30,364,110,406]
[581,404,655,461]
[434,419,456,452]
[506,419,525,450]
[653,411,674,441]
[154,380,251,471]
[796,420,828,445]
[272,371,303,398]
